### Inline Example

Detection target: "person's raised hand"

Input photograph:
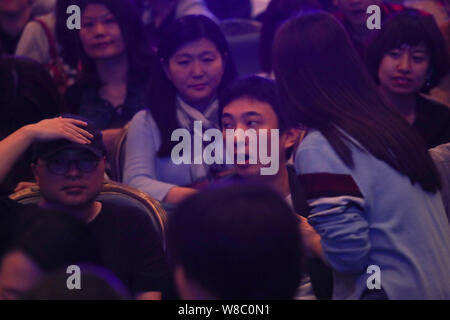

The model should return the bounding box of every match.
[25,117,94,144]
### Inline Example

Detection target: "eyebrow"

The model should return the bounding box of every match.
[242,111,263,117]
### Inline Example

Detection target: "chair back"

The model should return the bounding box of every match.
[9,181,169,251]
[109,123,130,183]
[220,18,262,77]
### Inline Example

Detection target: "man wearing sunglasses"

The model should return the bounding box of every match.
[30,118,106,222]
[0,115,170,300]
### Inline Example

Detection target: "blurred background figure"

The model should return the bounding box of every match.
[0,56,63,195]
[135,0,216,49]
[366,10,450,148]
[0,0,35,56]
[16,0,82,93]
[31,0,55,16]
[333,0,406,57]
[430,142,450,223]
[430,20,450,105]
[259,0,321,77]
[205,0,252,20]
[0,206,99,300]
[404,0,450,25]
[167,185,304,300]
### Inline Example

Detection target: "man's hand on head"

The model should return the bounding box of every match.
[24,117,94,145]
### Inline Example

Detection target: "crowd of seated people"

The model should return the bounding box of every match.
[0,0,450,300]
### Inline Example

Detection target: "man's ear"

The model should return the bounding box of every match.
[31,163,40,186]
[161,58,172,81]
[281,127,301,150]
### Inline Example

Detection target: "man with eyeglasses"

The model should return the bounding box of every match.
[0,115,170,300]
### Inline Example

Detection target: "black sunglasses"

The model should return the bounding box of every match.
[36,157,100,175]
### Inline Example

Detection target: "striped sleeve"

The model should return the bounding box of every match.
[295,137,370,273]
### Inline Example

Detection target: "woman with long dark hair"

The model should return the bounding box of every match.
[124,15,237,204]
[64,0,154,150]
[366,10,450,148]
[273,11,450,299]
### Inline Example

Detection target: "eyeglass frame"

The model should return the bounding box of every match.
[33,156,102,176]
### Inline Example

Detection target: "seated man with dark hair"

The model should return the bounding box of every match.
[217,76,333,299]
[168,184,304,300]
[0,116,170,300]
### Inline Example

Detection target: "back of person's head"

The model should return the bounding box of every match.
[0,206,100,299]
[366,10,450,93]
[149,14,237,157]
[167,185,303,300]
[76,0,153,85]
[27,264,130,300]
[9,206,100,272]
[0,57,62,138]
[219,75,293,133]
[260,0,321,73]
[273,11,441,193]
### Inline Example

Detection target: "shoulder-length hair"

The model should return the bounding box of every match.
[366,10,450,92]
[273,11,441,193]
[148,14,237,157]
[76,0,154,86]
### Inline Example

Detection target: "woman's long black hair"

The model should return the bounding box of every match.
[273,11,441,193]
